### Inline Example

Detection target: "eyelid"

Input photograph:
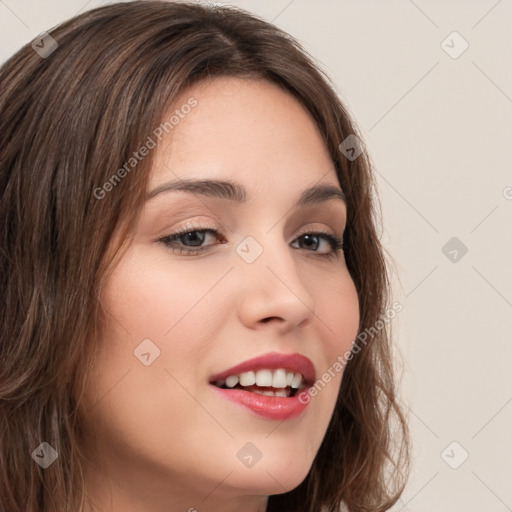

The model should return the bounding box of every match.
[295,224,340,238]
[157,219,221,238]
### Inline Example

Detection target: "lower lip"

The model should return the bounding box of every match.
[211,386,310,420]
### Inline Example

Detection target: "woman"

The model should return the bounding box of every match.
[0,2,410,511]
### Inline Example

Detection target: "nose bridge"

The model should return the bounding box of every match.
[234,229,316,329]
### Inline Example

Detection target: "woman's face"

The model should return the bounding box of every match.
[81,77,360,512]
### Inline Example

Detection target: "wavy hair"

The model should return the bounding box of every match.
[0,2,410,511]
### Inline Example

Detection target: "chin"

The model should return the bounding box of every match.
[228,451,313,496]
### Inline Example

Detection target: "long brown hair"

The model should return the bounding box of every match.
[0,2,410,511]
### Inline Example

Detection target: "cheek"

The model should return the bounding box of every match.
[319,272,360,358]
[89,257,224,419]
[309,274,360,407]
[80,260,226,470]
[101,248,228,341]
[84,250,216,414]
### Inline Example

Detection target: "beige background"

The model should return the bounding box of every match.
[1,1,511,510]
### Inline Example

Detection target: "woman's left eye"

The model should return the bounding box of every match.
[157,227,343,258]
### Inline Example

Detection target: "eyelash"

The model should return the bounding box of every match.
[157,225,344,259]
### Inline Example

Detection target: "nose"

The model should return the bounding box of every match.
[235,235,316,334]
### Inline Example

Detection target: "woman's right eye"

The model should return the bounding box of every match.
[158,227,221,255]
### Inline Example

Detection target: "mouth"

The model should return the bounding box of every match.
[211,368,306,398]
[208,352,315,420]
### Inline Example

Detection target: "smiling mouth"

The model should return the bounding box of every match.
[211,368,306,398]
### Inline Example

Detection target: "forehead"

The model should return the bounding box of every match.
[149,76,340,194]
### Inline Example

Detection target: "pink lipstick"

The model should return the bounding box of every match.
[209,352,315,420]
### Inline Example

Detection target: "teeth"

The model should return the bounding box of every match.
[252,388,289,397]
[239,371,256,386]
[291,372,302,389]
[272,369,287,388]
[225,375,239,388]
[219,368,304,392]
[255,369,273,387]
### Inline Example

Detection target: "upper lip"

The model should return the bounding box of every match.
[209,352,316,385]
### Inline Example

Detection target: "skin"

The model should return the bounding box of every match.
[79,77,360,512]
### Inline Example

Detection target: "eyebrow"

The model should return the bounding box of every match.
[146,178,346,207]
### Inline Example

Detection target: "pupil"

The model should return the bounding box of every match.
[184,232,203,246]
[302,234,318,250]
